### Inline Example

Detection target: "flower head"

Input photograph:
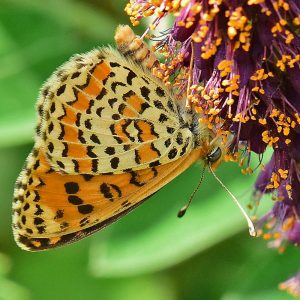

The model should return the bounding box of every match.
[126,0,300,164]
[126,0,300,296]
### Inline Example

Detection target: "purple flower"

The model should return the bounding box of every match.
[126,0,300,296]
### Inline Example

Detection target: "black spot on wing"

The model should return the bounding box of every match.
[100,183,113,200]
[64,182,80,194]
[92,159,98,173]
[110,184,122,198]
[68,195,83,205]
[96,88,107,100]
[71,71,81,79]
[168,148,178,159]
[140,86,150,101]
[78,204,94,214]
[156,86,165,97]
[154,100,163,109]
[90,134,101,144]
[56,84,66,96]
[122,90,135,101]
[111,81,126,93]
[124,68,137,85]
[86,100,94,114]
[110,62,121,67]
[108,98,117,108]
[159,113,168,123]
[82,174,94,181]
[87,146,97,158]
[55,210,64,219]
[110,157,120,169]
[96,107,104,117]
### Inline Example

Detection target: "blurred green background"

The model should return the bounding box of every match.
[0,0,299,299]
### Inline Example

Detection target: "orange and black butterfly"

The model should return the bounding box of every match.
[12,25,226,251]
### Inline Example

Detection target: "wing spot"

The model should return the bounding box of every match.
[57,161,65,169]
[37,226,46,234]
[96,88,107,100]
[96,107,104,117]
[21,215,26,225]
[92,159,98,173]
[48,122,54,134]
[82,174,94,181]
[110,157,120,169]
[78,204,94,214]
[64,182,79,194]
[126,69,137,85]
[105,147,115,155]
[68,195,83,205]
[60,222,69,230]
[108,98,117,108]
[110,62,121,67]
[111,81,126,93]
[168,148,178,159]
[56,84,66,96]
[111,184,122,198]
[159,113,168,123]
[156,86,165,97]
[34,217,44,225]
[48,142,54,153]
[167,127,175,134]
[149,160,161,167]
[55,210,64,219]
[112,114,120,120]
[100,183,113,199]
[71,71,81,79]
[140,86,150,101]
[85,119,92,130]
[90,134,101,144]
[34,204,43,215]
[176,133,184,145]
[50,102,56,113]
[23,203,30,211]
[87,146,97,158]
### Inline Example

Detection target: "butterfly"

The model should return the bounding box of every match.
[12,25,226,251]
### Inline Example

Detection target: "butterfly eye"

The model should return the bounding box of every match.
[207,147,222,163]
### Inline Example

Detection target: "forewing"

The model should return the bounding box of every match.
[37,48,194,174]
[13,147,200,251]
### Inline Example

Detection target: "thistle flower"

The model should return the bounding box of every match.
[126,0,300,296]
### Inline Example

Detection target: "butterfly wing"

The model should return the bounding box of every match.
[13,147,201,251]
[37,48,195,175]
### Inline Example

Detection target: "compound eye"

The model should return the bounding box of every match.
[207,147,222,163]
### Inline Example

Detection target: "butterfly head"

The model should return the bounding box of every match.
[206,146,222,164]
[196,129,228,170]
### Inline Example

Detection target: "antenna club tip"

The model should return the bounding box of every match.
[249,226,257,237]
[177,207,187,218]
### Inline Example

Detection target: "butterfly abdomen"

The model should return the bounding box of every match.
[115,25,158,69]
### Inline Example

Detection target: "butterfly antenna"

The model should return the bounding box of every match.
[178,164,206,218]
[208,163,257,237]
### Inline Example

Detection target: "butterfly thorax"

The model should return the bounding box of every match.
[178,107,224,166]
